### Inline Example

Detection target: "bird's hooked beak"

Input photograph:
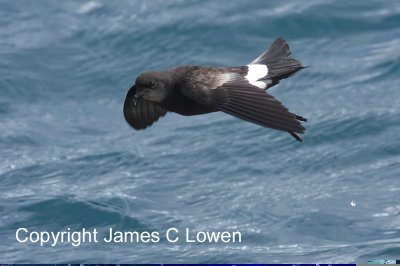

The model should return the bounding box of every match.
[133,90,143,106]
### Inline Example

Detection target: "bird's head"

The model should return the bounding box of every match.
[132,70,174,104]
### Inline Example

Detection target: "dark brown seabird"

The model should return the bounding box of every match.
[124,37,307,142]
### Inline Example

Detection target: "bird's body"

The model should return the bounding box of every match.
[124,38,307,141]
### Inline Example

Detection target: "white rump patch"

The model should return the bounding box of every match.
[245,64,268,89]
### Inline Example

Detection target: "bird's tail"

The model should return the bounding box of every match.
[250,38,307,142]
[250,37,305,89]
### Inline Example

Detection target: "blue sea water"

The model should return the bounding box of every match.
[1,0,400,263]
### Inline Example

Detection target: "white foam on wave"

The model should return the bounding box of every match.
[77,1,102,14]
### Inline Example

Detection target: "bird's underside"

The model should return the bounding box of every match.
[124,37,307,141]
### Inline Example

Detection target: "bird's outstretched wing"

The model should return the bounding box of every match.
[180,74,305,134]
[123,85,167,130]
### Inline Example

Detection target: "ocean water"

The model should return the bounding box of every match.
[1,0,400,263]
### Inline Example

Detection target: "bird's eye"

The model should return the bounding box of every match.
[150,81,156,87]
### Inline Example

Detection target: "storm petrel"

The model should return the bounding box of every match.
[124,37,307,141]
